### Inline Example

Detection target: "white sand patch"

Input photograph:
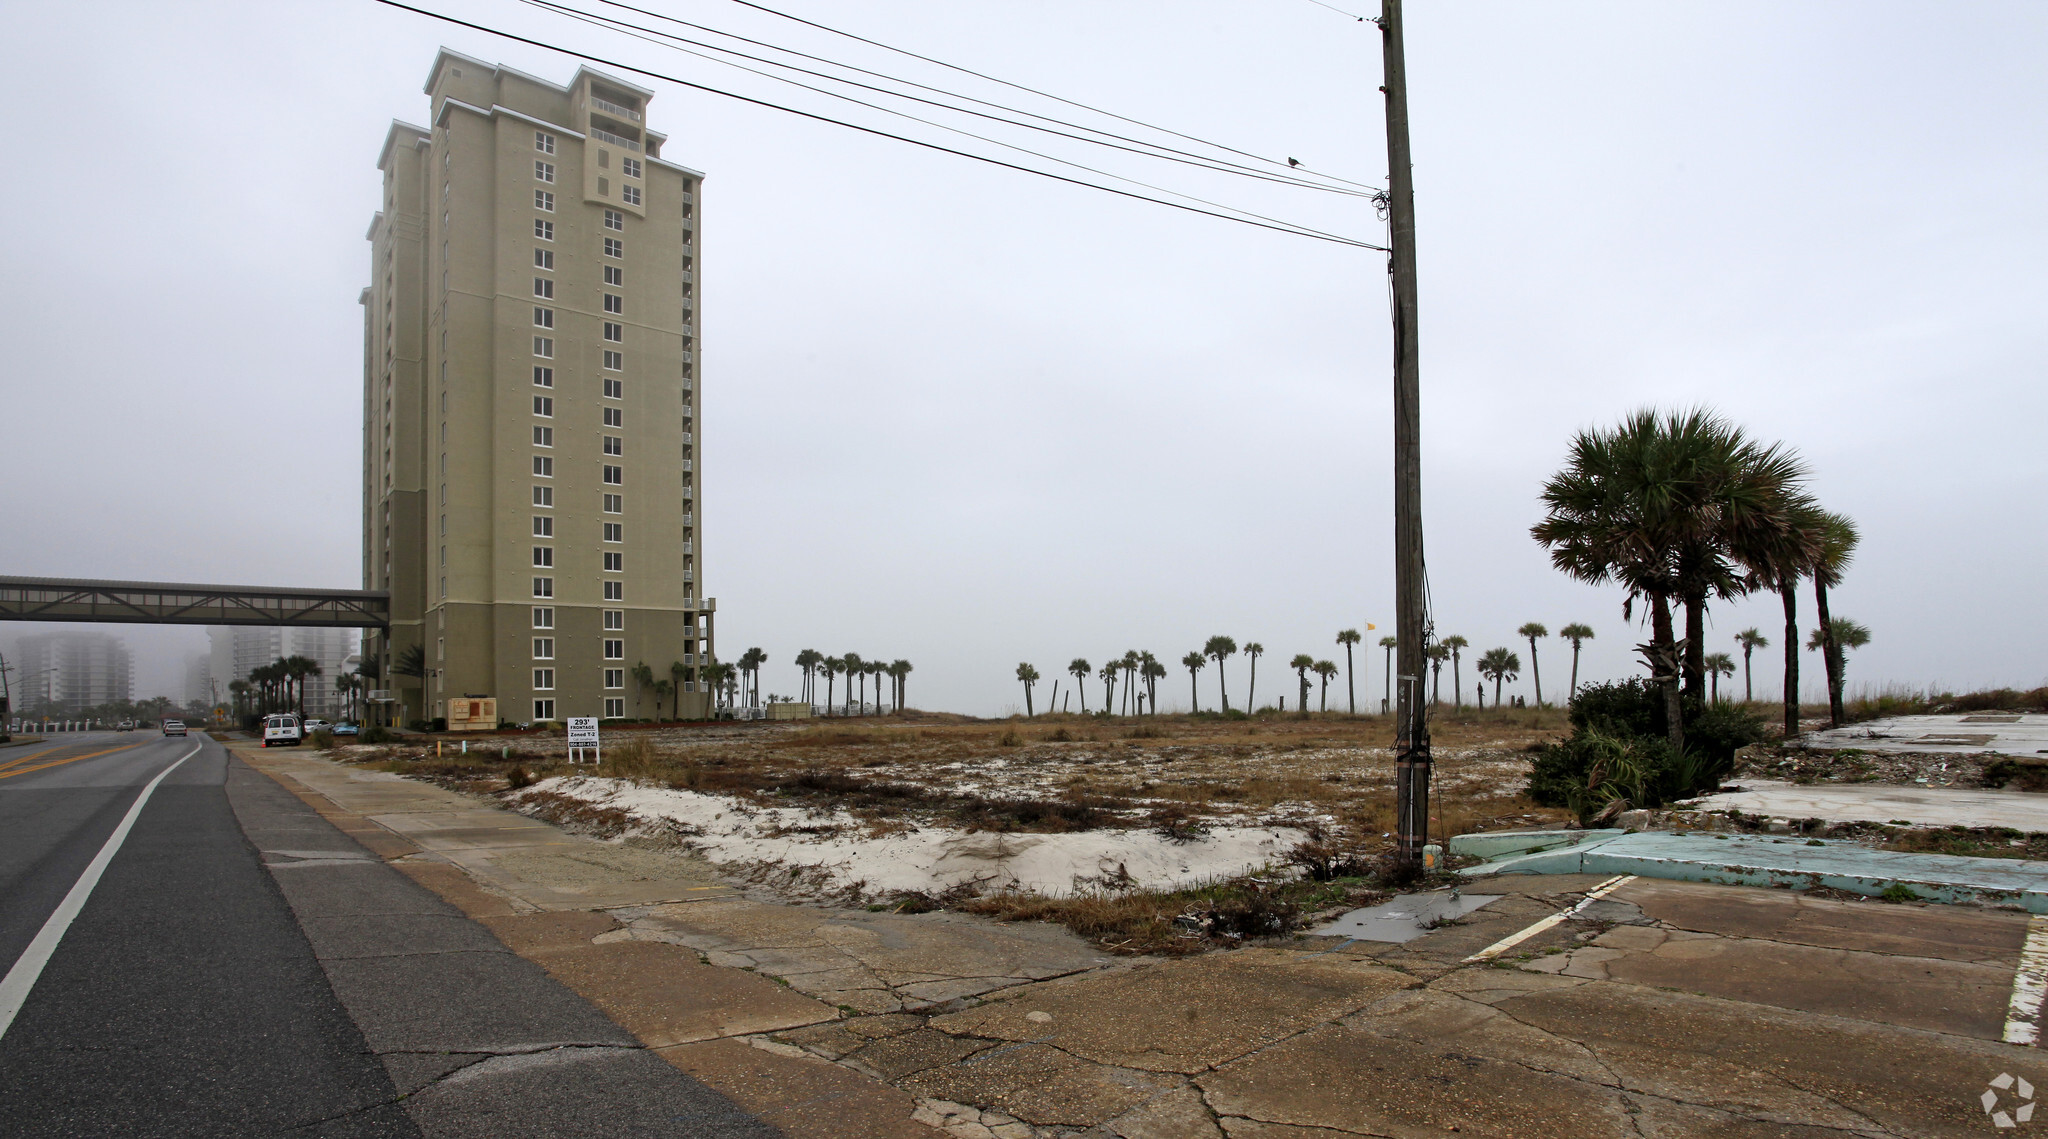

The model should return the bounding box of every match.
[517,776,1305,898]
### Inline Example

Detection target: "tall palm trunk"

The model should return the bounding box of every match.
[1683,594,1706,708]
[1568,645,1581,703]
[1780,583,1800,739]
[1381,646,1393,712]
[1741,646,1753,703]
[1526,638,1543,706]
[1343,644,1355,714]
[1452,655,1463,708]
[1247,658,1258,711]
[1652,593,1685,753]
[1216,665,1228,713]
[1814,579,1844,728]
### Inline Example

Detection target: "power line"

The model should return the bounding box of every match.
[368,0,1386,250]
[520,0,1376,245]
[588,0,1378,197]
[721,0,1382,193]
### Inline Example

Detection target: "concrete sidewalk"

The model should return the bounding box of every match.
[244,745,2048,1137]
[1800,712,2048,757]
[1692,778,2048,830]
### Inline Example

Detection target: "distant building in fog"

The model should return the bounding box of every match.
[207,626,359,717]
[182,651,214,709]
[11,632,134,714]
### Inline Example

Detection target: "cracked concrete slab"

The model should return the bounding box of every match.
[899,1041,1180,1128]
[1615,875,2029,964]
[660,1038,937,1139]
[929,948,1411,1074]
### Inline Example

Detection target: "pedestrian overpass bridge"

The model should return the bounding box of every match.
[0,576,388,629]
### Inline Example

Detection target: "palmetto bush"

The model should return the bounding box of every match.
[1530,679,1765,823]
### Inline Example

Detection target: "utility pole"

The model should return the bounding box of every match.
[1380,0,1431,866]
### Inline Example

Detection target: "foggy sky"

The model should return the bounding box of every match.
[3,1,2043,714]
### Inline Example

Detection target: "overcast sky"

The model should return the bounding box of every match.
[3,1,2043,715]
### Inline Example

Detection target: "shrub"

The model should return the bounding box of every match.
[1568,679,1667,739]
[361,726,394,744]
[506,765,536,790]
[308,728,335,750]
[1533,688,1764,823]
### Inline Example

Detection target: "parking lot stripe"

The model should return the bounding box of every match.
[2001,915,2048,1045]
[1463,874,1636,963]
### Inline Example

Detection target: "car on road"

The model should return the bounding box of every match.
[333,722,360,737]
[117,720,136,731]
[261,714,304,747]
[161,719,188,737]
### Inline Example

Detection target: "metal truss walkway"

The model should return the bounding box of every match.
[0,576,388,629]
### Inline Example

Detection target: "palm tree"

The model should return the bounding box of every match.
[841,652,865,714]
[1438,635,1468,708]
[822,656,844,715]
[1068,659,1091,713]
[1811,513,1861,728]
[654,678,674,720]
[1533,408,1808,752]
[228,679,251,719]
[794,649,821,703]
[1290,654,1314,715]
[1016,662,1040,716]
[1733,628,1768,703]
[1097,659,1117,715]
[669,660,689,718]
[1557,624,1595,703]
[1378,635,1397,713]
[1424,643,1449,705]
[1204,636,1237,711]
[1478,647,1520,707]
[1335,629,1362,713]
[740,648,767,708]
[1703,652,1736,703]
[1807,618,1870,707]
[1121,651,1142,715]
[1180,652,1205,713]
[1241,643,1265,711]
[631,662,655,715]
[1142,656,1166,713]
[1747,496,1827,739]
[1516,624,1548,706]
[890,660,912,710]
[1313,660,1339,712]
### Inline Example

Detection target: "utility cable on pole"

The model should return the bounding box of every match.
[1379,0,1432,867]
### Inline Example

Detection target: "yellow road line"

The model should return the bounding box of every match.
[0,741,153,782]
[0,746,67,774]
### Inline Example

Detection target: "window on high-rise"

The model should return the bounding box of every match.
[534,277,553,298]
[533,516,553,537]
[604,670,624,689]
[533,307,554,328]
[603,378,623,399]
[603,407,622,428]
[604,294,622,314]
[533,547,553,568]
[603,323,622,342]
[533,669,555,690]
[533,456,553,477]
[535,248,553,270]
[603,350,623,371]
[535,161,555,183]
[535,190,555,212]
[533,425,553,446]
[604,210,623,231]
[604,581,623,601]
[603,522,622,543]
[533,336,553,358]
[535,219,554,241]
[604,237,622,258]
[604,610,624,630]
[533,638,554,659]
[533,485,553,506]
[603,552,623,572]
[602,465,622,485]
[534,366,554,387]
[536,131,556,154]
[533,577,554,598]
[604,265,622,286]
[533,607,554,628]
[534,396,554,417]
[534,698,556,720]
[621,185,642,206]
[604,697,625,718]
[603,435,622,456]
[603,493,623,513]
[621,157,641,178]
[604,639,624,660]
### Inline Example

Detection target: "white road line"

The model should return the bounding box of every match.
[0,739,200,1041]
[1463,874,1636,963]
[2002,915,2048,1045]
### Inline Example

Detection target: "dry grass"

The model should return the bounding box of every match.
[356,706,1573,849]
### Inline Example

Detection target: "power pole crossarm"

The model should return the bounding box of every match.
[1381,0,1432,866]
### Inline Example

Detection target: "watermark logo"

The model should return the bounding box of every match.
[1984,1073,2036,1129]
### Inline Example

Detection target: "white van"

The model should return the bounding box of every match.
[262,713,304,747]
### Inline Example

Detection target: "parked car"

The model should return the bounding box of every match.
[303,718,333,733]
[262,714,304,747]
[161,719,188,737]
[333,721,360,737]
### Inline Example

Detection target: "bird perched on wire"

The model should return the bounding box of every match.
[1287,157,1301,167]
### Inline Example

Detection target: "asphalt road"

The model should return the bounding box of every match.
[0,733,773,1137]
[0,732,415,1136]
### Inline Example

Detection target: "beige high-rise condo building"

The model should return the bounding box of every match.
[363,49,713,728]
